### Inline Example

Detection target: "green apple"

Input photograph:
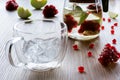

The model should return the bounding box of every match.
[31,0,47,9]
[17,7,32,19]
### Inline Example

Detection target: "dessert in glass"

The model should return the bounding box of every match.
[63,0,102,40]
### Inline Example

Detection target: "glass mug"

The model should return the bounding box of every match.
[5,19,68,72]
[63,0,102,40]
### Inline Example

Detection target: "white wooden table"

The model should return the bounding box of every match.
[1,0,120,80]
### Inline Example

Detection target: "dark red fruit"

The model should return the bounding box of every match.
[112,39,117,44]
[108,18,111,22]
[78,66,84,73]
[64,14,77,32]
[89,43,94,49]
[114,22,118,26]
[78,21,100,33]
[111,26,114,29]
[103,18,105,21]
[43,5,58,18]
[73,44,79,50]
[6,0,18,11]
[98,43,120,66]
[87,4,101,13]
[111,29,114,35]
[101,26,105,30]
[88,51,93,57]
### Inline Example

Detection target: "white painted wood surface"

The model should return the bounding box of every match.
[0,0,120,80]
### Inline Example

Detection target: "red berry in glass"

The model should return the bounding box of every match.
[64,14,77,33]
[89,43,94,49]
[98,43,120,66]
[63,0,102,40]
[6,0,18,11]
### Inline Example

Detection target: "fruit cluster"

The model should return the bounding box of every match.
[6,0,18,11]
[78,20,100,35]
[98,44,120,66]
[64,14,78,32]
[43,5,58,18]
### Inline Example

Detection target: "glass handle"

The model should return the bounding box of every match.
[5,37,25,67]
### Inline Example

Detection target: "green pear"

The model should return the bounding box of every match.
[17,7,32,19]
[31,0,47,9]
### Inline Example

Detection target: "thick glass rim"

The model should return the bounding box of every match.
[13,19,67,35]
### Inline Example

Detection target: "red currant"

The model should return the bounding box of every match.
[101,26,105,30]
[112,39,117,44]
[89,43,94,49]
[78,66,84,73]
[108,18,111,22]
[111,26,114,29]
[111,29,114,35]
[114,22,118,26]
[88,51,93,57]
[103,18,105,21]
[73,45,79,50]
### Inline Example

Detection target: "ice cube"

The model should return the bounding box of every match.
[23,38,60,63]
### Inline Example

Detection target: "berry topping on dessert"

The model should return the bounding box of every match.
[43,5,58,18]
[98,43,120,66]
[6,0,18,11]
[64,14,78,32]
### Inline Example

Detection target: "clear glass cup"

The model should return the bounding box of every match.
[63,0,102,40]
[5,19,68,72]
